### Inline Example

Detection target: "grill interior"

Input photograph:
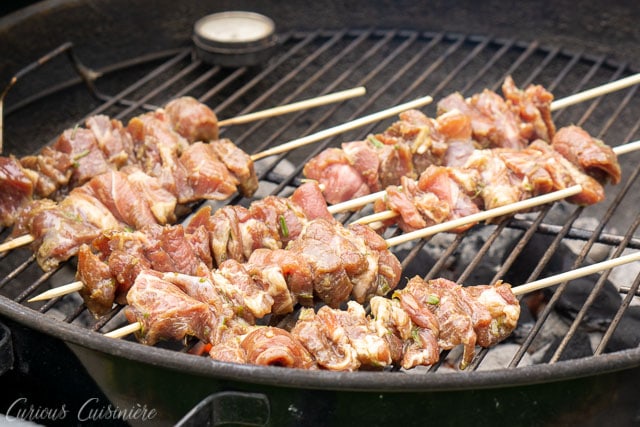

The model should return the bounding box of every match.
[1,29,640,376]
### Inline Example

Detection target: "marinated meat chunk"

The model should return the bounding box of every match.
[291,307,361,371]
[417,165,481,231]
[240,327,317,369]
[369,296,413,364]
[179,141,239,201]
[122,167,177,225]
[375,176,450,232]
[464,149,529,209]
[76,244,117,317]
[20,146,73,198]
[143,223,208,276]
[52,127,111,188]
[528,140,605,205]
[287,230,353,308]
[303,147,372,204]
[552,126,621,185]
[401,327,441,370]
[0,156,35,227]
[502,75,555,142]
[249,193,310,246]
[209,337,247,364]
[125,270,214,346]
[162,271,252,344]
[85,115,136,169]
[164,96,219,142]
[79,170,159,230]
[217,259,274,320]
[347,223,402,298]
[288,180,334,222]
[379,109,447,175]
[466,281,521,346]
[208,138,258,197]
[11,193,121,271]
[332,302,392,368]
[400,277,519,369]
[496,148,555,196]
[342,139,382,193]
[376,139,416,189]
[127,110,193,202]
[438,90,525,149]
[470,89,527,149]
[207,205,251,266]
[248,248,314,309]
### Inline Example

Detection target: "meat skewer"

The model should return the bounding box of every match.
[27,131,636,303]
[0,87,368,228]
[29,181,402,314]
[103,250,640,371]
[303,75,631,205]
[0,95,435,259]
[351,137,632,231]
[26,165,597,307]
[329,133,633,216]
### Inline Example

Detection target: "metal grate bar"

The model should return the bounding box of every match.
[551,54,607,122]
[550,214,640,362]
[458,38,516,94]
[576,64,627,129]
[520,46,562,87]
[506,206,586,367]
[232,30,376,150]
[596,256,640,354]
[490,40,540,91]
[210,31,317,111]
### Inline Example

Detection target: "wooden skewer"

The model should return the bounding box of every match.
[0,234,35,251]
[0,234,36,252]
[327,190,389,214]
[105,322,143,339]
[218,87,366,127]
[103,249,640,339]
[512,250,640,296]
[382,185,583,247]
[28,281,83,302]
[549,73,640,111]
[250,95,434,161]
[350,141,639,225]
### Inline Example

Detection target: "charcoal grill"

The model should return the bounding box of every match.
[1,1,640,426]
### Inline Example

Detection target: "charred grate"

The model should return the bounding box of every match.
[1,29,639,375]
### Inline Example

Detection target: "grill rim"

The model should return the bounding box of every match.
[2,294,639,391]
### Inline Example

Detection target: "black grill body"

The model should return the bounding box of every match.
[0,2,640,426]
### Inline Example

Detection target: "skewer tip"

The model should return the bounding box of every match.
[104,322,142,339]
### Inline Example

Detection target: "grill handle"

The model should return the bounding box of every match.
[0,320,14,375]
[175,391,270,427]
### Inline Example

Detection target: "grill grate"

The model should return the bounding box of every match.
[1,29,639,375]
